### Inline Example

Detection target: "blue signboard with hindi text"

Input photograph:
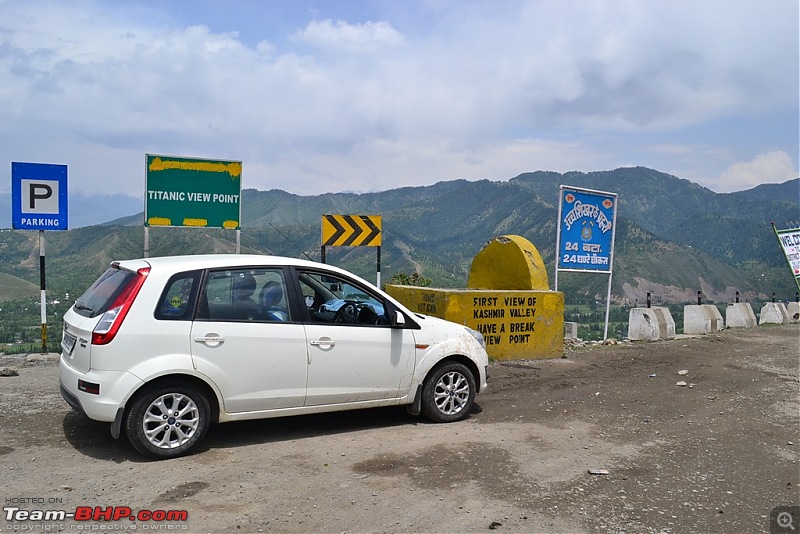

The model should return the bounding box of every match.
[557,186,617,273]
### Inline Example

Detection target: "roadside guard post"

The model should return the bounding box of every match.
[554,185,618,341]
[11,161,68,353]
[145,154,242,255]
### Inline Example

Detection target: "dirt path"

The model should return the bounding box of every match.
[1,325,798,533]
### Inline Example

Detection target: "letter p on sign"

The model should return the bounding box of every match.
[23,180,57,212]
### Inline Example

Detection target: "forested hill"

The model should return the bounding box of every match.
[0,167,797,304]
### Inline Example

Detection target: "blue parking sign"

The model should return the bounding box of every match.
[11,162,68,230]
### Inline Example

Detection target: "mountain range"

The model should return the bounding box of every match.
[1,167,798,305]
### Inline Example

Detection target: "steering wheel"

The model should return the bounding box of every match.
[333,301,359,324]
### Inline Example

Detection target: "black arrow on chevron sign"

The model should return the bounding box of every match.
[324,215,347,245]
[360,216,381,245]
[341,215,363,245]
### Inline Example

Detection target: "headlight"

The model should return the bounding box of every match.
[464,326,486,349]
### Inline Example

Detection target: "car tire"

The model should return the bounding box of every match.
[420,362,476,423]
[124,381,211,459]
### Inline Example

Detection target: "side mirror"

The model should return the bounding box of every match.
[391,310,406,328]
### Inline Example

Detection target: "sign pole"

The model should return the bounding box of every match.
[11,161,68,353]
[602,273,613,341]
[39,230,47,353]
[376,246,381,287]
[602,198,619,341]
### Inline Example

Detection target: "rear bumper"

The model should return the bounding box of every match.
[59,356,143,423]
[60,381,84,414]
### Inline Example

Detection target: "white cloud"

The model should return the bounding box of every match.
[0,0,796,197]
[717,151,798,192]
[292,19,404,52]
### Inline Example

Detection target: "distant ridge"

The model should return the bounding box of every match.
[0,168,797,304]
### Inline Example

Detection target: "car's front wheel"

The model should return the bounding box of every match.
[421,362,476,423]
[124,381,211,459]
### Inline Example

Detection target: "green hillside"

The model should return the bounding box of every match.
[0,168,797,307]
[0,271,38,302]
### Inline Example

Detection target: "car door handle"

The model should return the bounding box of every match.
[194,334,224,347]
[309,338,335,348]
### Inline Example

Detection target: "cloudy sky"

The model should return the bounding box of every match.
[1,0,797,198]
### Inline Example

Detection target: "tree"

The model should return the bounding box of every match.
[389,272,432,287]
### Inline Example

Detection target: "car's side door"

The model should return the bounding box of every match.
[293,268,416,407]
[190,267,309,413]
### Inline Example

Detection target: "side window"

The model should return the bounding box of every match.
[197,268,291,322]
[155,271,200,321]
[297,270,387,326]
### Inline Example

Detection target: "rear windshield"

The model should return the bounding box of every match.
[73,266,138,318]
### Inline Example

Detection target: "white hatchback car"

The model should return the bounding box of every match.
[60,255,489,459]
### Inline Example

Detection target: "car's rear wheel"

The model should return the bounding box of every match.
[124,381,210,459]
[421,362,476,423]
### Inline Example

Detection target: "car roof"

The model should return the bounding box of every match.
[114,254,351,276]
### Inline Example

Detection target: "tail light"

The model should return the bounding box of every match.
[92,267,150,345]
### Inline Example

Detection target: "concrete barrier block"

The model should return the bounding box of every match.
[725,303,757,328]
[787,302,800,323]
[564,321,579,339]
[759,302,789,325]
[627,307,676,341]
[684,304,724,335]
[653,308,676,339]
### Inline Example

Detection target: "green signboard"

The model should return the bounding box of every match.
[145,154,242,229]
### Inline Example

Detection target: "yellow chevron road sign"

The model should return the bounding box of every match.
[321,214,382,247]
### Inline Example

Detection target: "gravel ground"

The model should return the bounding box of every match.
[1,324,798,533]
